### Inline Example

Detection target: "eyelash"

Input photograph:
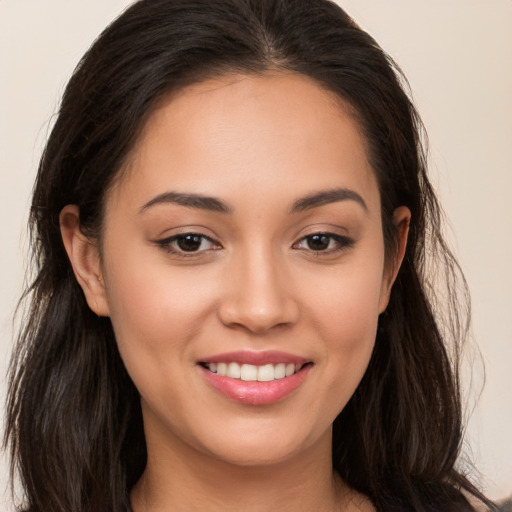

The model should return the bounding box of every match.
[155,233,220,256]
[155,232,354,257]
[292,233,355,253]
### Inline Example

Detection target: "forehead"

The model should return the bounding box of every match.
[110,72,379,214]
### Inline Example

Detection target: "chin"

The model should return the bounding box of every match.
[192,417,331,469]
[206,441,306,468]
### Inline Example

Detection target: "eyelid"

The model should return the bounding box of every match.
[152,225,355,258]
[154,231,222,256]
[292,231,355,253]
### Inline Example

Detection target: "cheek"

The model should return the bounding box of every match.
[323,285,379,374]
[101,245,219,375]
[312,255,384,342]
[307,251,385,395]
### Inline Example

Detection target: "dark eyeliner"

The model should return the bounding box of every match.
[294,232,355,253]
[153,233,218,256]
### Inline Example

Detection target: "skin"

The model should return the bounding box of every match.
[61,72,410,512]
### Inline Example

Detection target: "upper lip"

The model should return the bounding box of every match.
[198,350,309,366]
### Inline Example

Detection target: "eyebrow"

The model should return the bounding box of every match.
[289,188,368,214]
[139,191,232,214]
[139,187,368,215]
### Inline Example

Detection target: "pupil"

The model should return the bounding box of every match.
[177,235,202,251]
[307,234,330,251]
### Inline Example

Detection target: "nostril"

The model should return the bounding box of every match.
[217,261,300,332]
[219,295,299,330]
[217,307,297,334]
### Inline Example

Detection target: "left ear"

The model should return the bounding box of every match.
[378,206,411,313]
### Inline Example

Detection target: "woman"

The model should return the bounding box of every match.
[3,0,496,510]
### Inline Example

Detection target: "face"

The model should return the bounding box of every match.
[64,72,408,469]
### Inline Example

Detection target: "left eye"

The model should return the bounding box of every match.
[158,233,217,253]
[293,233,353,252]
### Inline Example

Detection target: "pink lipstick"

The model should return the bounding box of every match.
[198,351,312,405]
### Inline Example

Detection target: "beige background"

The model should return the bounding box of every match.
[1,1,511,508]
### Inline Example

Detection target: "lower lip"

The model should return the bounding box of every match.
[199,365,311,405]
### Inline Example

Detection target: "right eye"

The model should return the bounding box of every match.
[156,233,220,255]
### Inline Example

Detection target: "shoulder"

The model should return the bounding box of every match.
[465,492,505,512]
[494,496,512,512]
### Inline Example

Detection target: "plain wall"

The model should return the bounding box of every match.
[1,1,511,509]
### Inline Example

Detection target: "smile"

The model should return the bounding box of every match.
[202,362,304,382]
[198,351,312,405]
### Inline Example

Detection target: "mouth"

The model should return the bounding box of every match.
[199,361,307,382]
[197,351,312,405]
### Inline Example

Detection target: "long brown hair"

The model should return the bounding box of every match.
[4,0,494,510]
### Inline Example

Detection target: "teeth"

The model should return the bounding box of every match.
[206,361,304,381]
[240,364,257,381]
[257,364,274,382]
[217,362,227,376]
[274,363,286,379]
[226,362,241,378]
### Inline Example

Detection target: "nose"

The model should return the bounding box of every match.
[218,248,300,334]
